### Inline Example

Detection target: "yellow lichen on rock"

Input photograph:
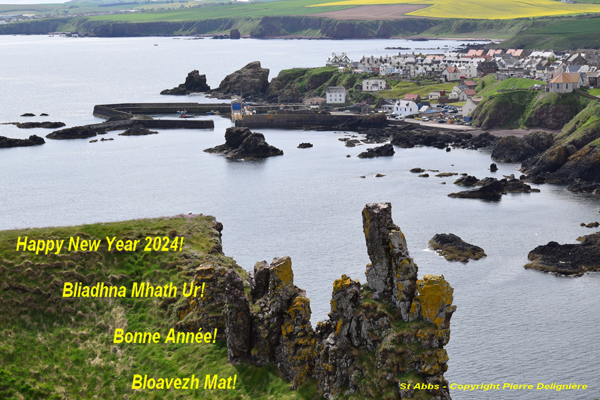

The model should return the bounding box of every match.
[415,275,455,329]
[271,256,294,287]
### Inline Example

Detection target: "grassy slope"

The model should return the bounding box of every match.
[476,76,545,98]
[377,81,457,100]
[0,216,319,400]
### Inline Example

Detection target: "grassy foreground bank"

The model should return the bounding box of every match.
[0,215,319,399]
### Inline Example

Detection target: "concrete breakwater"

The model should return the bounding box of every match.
[87,118,214,130]
[235,113,365,128]
[93,102,231,119]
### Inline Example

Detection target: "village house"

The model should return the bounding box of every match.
[588,71,599,87]
[362,79,387,92]
[404,93,422,103]
[477,61,499,76]
[442,66,461,81]
[462,97,482,117]
[549,73,585,93]
[326,53,352,68]
[325,86,347,104]
[459,89,477,101]
[393,99,419,117]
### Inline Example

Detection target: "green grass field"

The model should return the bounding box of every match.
[0,216,320,399]
[476,76,545,98]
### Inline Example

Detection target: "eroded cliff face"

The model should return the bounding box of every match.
[177,203,455,399]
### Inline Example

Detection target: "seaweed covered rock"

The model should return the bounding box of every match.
[118,126,158,136]
[161,70,210,95]
[12,121,65,129]
[429,233,486,263]
[357,143,394,158]
[0,135,45,148]
[204,127,283,159]
[525,232,600,276]
[46,126,99,140]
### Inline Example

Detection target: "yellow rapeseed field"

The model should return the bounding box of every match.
[309,0,600,19]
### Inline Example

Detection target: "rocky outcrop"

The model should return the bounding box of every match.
[213,61,269,99]
[204,127,283,159]
[521,103,600,184]
[525,232,600,276]
[118,126,158,136]
[230,28,241,39]
[46,126,100,140]
[429,233,486,263]
[0,135,45,148]
[161,70,210,95]
[389,124,497,150]
[297,142,313,148]
[357,143,394,158]
[176,203,455,399]
[449,176,539,199]
[491,131,555,163]
[10,121,66,129]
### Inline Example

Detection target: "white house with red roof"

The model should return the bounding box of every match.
[442,66,461,82]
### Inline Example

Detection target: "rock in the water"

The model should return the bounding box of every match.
[12,121,65,129]
[490,163,498,172]
[160,70,210,95]
[40,113,49,116]
[410,167,425,173]
[297,142,313,149]
[525,232,600,276]
[436,172,457,178]
[46,126,99,140]
[204,127,283,159]
[230,28,241,39]
[419,173,429,177]
[118,126,158,136]
[357,143,394,158]
[448,180,504,200]
[581,221,600,228]
[454,175,479,186]
[20,113,35,117]
[0,135,45,148]
[429,233,486,263]
[214,61,269,98]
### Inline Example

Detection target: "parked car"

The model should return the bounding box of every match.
[438,119,447,123]
[422,117,429,121]
[395,116,405,121]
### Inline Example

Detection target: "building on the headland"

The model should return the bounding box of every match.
[548,73,584,93]
[326,86,347,104]
[326,53,352,68]
[393,99,419,117]
[362,79,387,92]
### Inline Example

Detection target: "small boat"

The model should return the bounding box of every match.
[206,110,216,115]
[179,112,195,118]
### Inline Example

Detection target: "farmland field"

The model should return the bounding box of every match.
[310,0,600,19]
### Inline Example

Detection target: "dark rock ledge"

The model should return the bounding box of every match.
[204,127,283,160]
[525,232,600,276]
[429,233,486,263]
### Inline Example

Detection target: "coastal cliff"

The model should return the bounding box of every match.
[178,203,455,399]
[0,205,454,399]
